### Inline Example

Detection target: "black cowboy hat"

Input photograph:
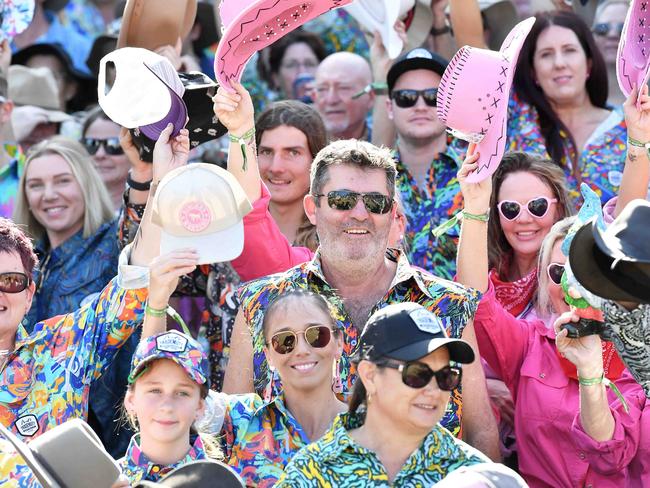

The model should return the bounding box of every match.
[134,460,245,488]
[569,199,650,304]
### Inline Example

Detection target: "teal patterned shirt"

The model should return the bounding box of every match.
[276,411,490,487]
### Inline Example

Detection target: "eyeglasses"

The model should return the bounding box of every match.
[82,137,124,156]
[0,272,30,293]
[280,60,319,71]
[592,22,625,37]
[391,88,438,108]
[547,262,565,285]
[314,190,393,214]
[379,359,462,391]
[497,196,557,221]
[268,325,334,354]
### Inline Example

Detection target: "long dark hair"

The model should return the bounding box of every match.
[513,11,608,166]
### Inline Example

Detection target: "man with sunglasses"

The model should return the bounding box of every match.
[385,48,467,279]
[225,138,499,460]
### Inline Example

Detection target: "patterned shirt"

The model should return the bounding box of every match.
[119,434,206,484]
[394,137,466,278]
[276,411,490,487]
[506,94,627,207]
[0,277,147,441]
[221,393,311,488]
[238,249,479,437]
[0,145,25,219]
[0,438,40,488]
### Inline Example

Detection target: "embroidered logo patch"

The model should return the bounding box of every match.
[409,308,443,335]
[15,414,39,437]
[156,333,188,353]
[179,201,212,233]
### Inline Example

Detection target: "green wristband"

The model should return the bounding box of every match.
[145,303,167,318]
[578,373,630,414]
[462,210,490,223]
[228,127,256,171]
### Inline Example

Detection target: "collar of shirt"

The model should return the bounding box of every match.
[121,434,206,483]
[0,145,24,178]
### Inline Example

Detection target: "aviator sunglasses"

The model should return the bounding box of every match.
[391,88,438,108]
[547,262,565,285]
[497,196,557,221]
[269,325,334,354]
[314,190,393,214]
[0,272,30,293]
[379,359,462,391]
[82,137,124,156]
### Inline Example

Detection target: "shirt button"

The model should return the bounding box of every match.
[539,373,546,379]
[579,452,586,460]
[152,465,160,473]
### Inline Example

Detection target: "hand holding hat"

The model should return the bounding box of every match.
[370,22,408,83]
[623,84,650,146]
[152,124,190,185]
[457,143,492,215]
[553,310,604,376]
[148,249,199,309]
[212,81,255,137]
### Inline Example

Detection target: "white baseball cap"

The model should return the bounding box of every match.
[152,163,253,264]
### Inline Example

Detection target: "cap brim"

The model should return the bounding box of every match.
[160,219,245,265]
[140,90,187,140]
[388,337,475,364]
[141,460,245,488]
[130,353,207,386]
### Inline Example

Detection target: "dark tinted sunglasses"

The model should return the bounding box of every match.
[314,190,393,214]
[497,196,557,221]
[391,88,438,108]
[82,137,124,156]
[269,325,333,354]
[547,263,565,285]
[592,22,624,37]
[0,272,30,293]
[379,359,462,391]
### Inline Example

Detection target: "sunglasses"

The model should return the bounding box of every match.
[592,22,624,37]
[391,88,438,108]
[547,262,565,285]
[82,137,124,156]
[0,272,30,293]
[314,190,393,215]
[379,359,462,391]
[269,325,334,354]
[497,196,557,221]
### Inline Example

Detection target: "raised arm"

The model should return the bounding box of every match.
[448,0,487,49]
[222,308,255,393]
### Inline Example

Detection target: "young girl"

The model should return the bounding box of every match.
[119,330,221,484]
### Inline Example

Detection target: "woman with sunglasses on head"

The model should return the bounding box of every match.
[206,290,347,487]
[278,302,489,486]
[456,147,647,486]
[82,106,130,211]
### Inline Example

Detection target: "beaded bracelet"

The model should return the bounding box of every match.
[229,127,256,171]
[578,373,629,413]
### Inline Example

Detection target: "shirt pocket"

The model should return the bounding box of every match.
[519,356,570,422]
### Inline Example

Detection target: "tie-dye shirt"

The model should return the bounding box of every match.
[0,145,25,219]
[276,411,490,487]
[238,249,479,437]
[394,137,466,278]
[119,434,206,484]
[0,277,147,442]
[506,94,627,207]
[221,393,311,487]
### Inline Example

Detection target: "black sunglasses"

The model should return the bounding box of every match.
[82,137,124,156]
[314,190,393,214]
[268,325,333,354]
[391,88,438,108]
[0,272,30,293]
[547,263,565,285]
[592,22,624,37]
[379,359,462,391]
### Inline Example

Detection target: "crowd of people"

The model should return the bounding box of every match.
[1,0,650,486]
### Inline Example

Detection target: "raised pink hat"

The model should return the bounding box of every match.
[436,17,535,183]
[617,0,650,103]
[215,0,353,92]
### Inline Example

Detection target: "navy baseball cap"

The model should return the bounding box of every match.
[387,48,449,94]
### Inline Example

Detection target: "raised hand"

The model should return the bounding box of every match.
[212,81,255,136]
[152,124,190,184]
[554,311,604,378]
[457,143,492,214]
[147,249,199,309]
[624,84,650,144]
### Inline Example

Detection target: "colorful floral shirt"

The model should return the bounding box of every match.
[118,195,241,391]
[238,249,480,437]
[0,438,40,488]
[0,277,147,441]
[506,94,627,207]
[0,145,25,219]
[394,137,467,278]
[221,393,311,487]
[276,411,490,487]
[119,434,206,484]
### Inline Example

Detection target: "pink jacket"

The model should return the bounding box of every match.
[231,184,313,282]
[474,283,646,488]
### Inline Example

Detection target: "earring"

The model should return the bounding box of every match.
[331,359,343,394]
[366,391,373,405]
[264,368,276,403]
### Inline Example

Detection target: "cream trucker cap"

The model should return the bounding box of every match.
[152,164,253,264]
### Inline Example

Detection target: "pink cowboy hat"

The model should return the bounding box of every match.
[214,0,353,92]
[436,17,536,183]
[617,0,650,102]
